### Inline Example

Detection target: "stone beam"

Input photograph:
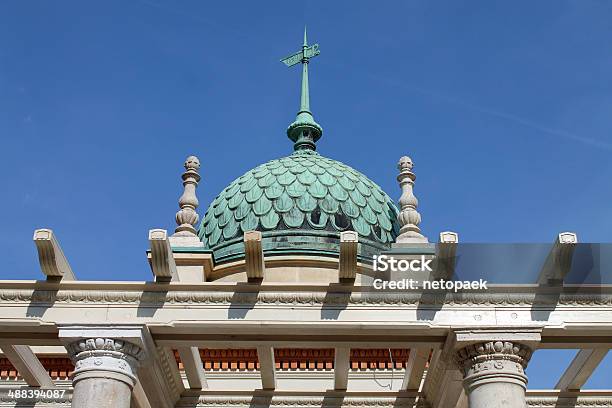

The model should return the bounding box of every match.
[537,232,578,285]
[333,347,350,390]
[257,346,276,390]
[454,389,468,408]
[131,380,152,408]
[401,348,430,391]
[0,284,611,347]
[555,348,608,391]
[339,231,358,280]
[0,343,53,388]
[33,229,75,280]
[137,345,185,408]
[422,348,464,408]
[244,231,264,281]
[177,346,207,389]
[148,229,178,282]
[435,231,458,280]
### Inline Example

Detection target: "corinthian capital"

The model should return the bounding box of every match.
[456,341,533,393]
[66,338,146,387]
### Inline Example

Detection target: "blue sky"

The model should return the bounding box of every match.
[0,1,610,388]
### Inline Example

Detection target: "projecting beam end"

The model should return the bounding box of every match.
[33,228,75,281]
[339,231,358,280]
[244,231,265,282]
[538,232,578,285]
[149,229,178,282]
[435,231,459,280]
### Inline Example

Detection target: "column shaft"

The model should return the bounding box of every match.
[71,377,132,408]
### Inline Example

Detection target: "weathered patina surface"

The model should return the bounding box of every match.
[198,150,400,262]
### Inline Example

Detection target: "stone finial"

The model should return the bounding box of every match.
[173,155,201,237]
[395,156,428,244]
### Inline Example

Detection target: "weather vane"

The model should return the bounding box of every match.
[280,27,323,151]
[280,27,320,68]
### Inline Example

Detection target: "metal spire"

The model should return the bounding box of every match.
[280,27,323,151]
[300,26,310,114]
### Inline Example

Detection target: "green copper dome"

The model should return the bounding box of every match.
[198,31,400,262]
[198,150,400,263]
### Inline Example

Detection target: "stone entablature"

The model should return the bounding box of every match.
[1,392,611,408]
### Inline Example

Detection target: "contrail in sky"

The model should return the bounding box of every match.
[129,4,611,152]
[367,72,612,152]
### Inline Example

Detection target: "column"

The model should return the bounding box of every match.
[456,341,533,408]
[66,338,146,408]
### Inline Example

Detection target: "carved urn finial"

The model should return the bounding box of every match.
[395,156,428,244]
[173,155,201,237]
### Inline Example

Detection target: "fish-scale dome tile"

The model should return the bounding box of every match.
[223,220,238,240]
[307,210,328,229]
[337,176,355,191]
[377,211,393,232]
[308,182,327,199]
[217,210,231,228]
[356,181,372,197]
[208,227,221,247]
[340,200,359,218]
[297,170,317,185]
[253,167,269,179]
[309,164,326,175]
[240,177,258,193]
[350,189,367,207]
[253,196,272,216]
[329,183,349,201]
[258,173,276,188]
[273,192,293,213]
[240,210,258,232]
[296,193,317,212]
[277,172,296,186]
[353,217,371,237]
[317,172,336,187]
[283,206,305,228]
[362,205,377,225]
[234,200,250,221]
[321,196,339,214]
[286,182,307,198]
[198,150,400,260]
[264,182,283,199]
[228,193,243,210]
[326,166,344,177]
[261,210,280,229]
[245,185,263,203]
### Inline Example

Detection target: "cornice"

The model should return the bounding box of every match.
[0,288,611,306]
[171,394,612,408]
[176,395,429,408]
[0,389,610,407]
[526,397,612,407]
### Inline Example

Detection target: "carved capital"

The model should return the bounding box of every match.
[456,341,533,392]
[66,338,146,388]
